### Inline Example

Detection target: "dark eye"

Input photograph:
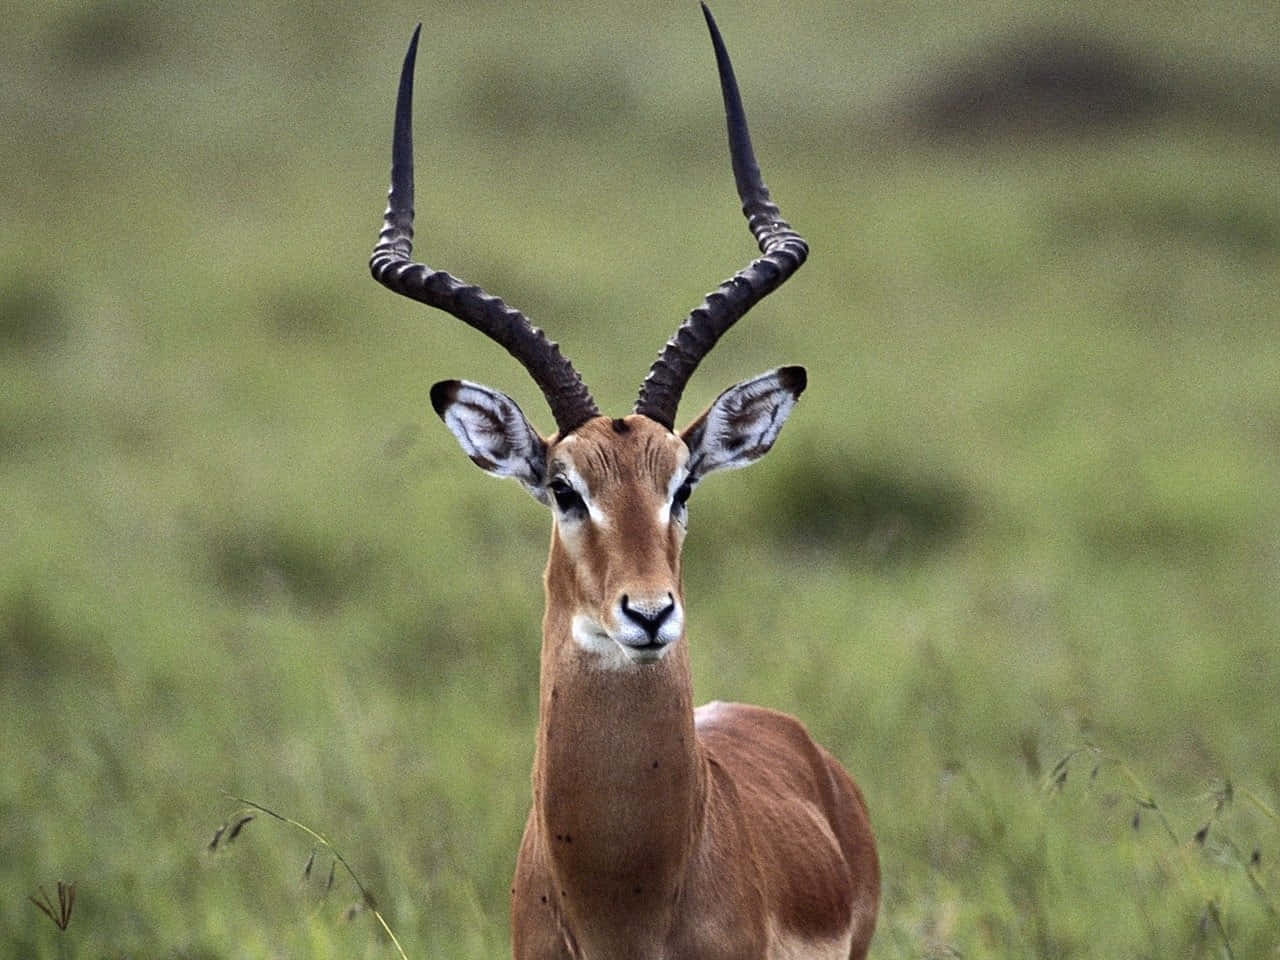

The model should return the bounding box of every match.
[548,478,586,515]
[672,478,694,509]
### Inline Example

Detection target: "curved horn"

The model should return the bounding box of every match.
[370,25,599,435]
[634,3,809,429]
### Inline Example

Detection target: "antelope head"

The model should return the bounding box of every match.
[371,5,809,669]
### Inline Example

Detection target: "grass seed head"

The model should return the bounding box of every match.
[209,823,228,851]
[227,814,255,841]
[29,881,75,931]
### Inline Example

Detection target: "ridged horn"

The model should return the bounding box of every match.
[634,3,809,429]
[370,25,600,435]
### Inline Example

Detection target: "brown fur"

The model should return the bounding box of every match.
[510,416,878,960]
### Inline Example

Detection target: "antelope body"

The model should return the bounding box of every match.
[371,8,879,959]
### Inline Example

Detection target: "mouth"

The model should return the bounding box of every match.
[571,614,678,668]
[617,639,671,663]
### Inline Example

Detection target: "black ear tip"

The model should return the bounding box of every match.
[430,379,461,418]
[778,365,807,397]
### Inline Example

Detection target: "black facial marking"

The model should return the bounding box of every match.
[673,478,694,508]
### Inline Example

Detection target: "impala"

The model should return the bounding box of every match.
[370,7,879,958]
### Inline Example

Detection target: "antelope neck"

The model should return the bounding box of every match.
[534,601,707,949]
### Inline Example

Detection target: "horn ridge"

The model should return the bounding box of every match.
[370,24,599,435]
[634,3,808,429]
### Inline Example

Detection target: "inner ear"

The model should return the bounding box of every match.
[431,379,549,500]
[680,366,805,480]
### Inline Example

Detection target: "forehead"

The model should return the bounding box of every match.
[551,416,687,495]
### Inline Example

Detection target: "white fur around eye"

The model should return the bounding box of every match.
[658,467,693,526]
[548,461,609,528]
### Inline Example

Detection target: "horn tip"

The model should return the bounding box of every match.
[401,23,422,78]
[700,3,721,41]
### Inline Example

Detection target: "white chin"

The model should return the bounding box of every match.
[618,641,672,664]
[571,616,676,669]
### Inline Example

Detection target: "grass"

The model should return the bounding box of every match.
[3,0,1279,957]
[211,797,410,960]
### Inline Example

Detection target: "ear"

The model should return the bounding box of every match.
[430,379,548,502]
[680,366,806,481]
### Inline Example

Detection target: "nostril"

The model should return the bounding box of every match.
[620,594,677,641]
[653,595,675,625]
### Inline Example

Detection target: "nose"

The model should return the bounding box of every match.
[620,593,676,642]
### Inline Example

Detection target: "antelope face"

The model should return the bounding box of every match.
[430,368,806,668]
[548,416,690,665]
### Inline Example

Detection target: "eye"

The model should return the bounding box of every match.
[672,478,694,510]
[548,477,586,516]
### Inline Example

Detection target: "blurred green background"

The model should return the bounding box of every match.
[3,0,1278,956]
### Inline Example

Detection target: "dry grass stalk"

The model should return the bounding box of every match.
[1049,744,1280,955]
[211,794,409,960]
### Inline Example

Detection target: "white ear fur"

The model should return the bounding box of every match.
[680,366,806,480]
[430,380,548,501]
